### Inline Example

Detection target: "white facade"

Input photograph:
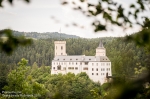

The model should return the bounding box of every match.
[51,41,112,84]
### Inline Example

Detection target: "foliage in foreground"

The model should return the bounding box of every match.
[2,58,47,99]
[0,58,103,99]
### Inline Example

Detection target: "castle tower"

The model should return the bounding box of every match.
[54,41,67,56]
[95,41,106,56]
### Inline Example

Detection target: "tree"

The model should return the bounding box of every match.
[2,58,47,99]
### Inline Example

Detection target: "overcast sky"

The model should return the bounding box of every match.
[0,0,145,38]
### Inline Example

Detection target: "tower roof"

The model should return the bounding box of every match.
[98,40,104,48]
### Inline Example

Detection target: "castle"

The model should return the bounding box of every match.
[51,40,112,84]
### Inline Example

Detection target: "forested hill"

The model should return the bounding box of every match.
[0,36,148,77]
[12,30,80,39]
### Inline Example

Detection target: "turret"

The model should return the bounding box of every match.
[54,41,67,57]
[95,41,106,56]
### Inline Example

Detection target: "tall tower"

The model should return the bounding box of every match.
[95,41,106,56]
[54,41,67,57]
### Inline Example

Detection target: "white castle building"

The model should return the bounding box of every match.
[51,40,112,84]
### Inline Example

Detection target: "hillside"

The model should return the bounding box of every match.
[12,30,80,39]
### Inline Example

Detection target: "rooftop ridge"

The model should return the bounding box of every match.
[98,40,104,48]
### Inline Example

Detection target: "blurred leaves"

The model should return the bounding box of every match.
[0,29,32,55]
[126,28,150,50]
[107,73,150,99]
[92,21,106,32]
[0,0,30,7]
[61,1,68,5]
[61,0,150,32]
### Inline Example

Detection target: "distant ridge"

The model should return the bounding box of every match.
[12,30,80,39]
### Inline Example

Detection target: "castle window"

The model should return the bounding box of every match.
[89,59,91,60]
[53,67,55,70]
[83,67,88,70]
[69,62,70,65]
[75,67,78,70]
[92,68,94,71]
[96,68,98,71]
[57,65,61,70]
[76,59,78,60]
[92,73,94,75]
[70,59,72,60]
[68,67,74,70]
[57,59,59,60]
[63,59,65,60]
[61,46,63,50]
[61,53,63,55]
[101,63,104,66]
[92,63,94,66]
[97,63,98,66]
[68,67,71,70]
[76,62,77,65]
[96,73,98,75]
[85,62,88,65]
[80,62,82,65]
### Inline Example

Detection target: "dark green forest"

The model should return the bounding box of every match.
[12,30,79,39]
[0,31,150,99]
[0,32,147,77]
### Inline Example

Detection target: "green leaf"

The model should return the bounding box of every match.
[88,3,95,7]
[130,4,135,8]
[80,0,85,2]
[61,1,68,5]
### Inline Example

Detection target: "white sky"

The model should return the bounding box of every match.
[0,0,147,38]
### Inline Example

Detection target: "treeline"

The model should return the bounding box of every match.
[0,37,112,66]
[0,37,148,77]
[12,30,79,39]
